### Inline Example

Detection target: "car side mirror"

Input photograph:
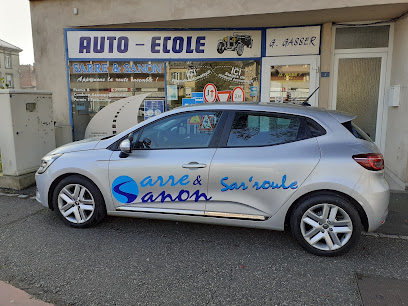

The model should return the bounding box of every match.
[119,139,131,158]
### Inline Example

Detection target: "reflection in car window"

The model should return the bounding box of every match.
[139,111,222,149]
[227,112,301,147]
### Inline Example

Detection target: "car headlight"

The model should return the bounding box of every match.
[37,153,63,174]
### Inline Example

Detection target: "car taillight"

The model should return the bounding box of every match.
[352,153,384,171]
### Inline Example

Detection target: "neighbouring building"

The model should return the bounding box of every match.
[20,64,37,89]
[29,0,408,189]
[0,39,22,89]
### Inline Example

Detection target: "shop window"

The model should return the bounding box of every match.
[269,65,310,103]
[335,26,390,49]
[68,60,165,140]
[166,60,261,109]
[5,55,11,68]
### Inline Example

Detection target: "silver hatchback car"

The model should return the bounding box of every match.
[35,103,389,256]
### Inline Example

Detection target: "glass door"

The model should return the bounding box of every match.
[261,56,320,106]
[332,53,387,148]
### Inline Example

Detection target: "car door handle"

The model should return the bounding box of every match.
[182,162,207,169]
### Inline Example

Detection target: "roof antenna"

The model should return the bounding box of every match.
[302,87,319,106]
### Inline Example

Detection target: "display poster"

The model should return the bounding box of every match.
[144,100,164,120]
[167,85,178,100]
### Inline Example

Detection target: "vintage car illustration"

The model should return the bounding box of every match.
[217,33,253,56]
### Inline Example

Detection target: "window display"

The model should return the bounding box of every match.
[166,60,260,108]
[69,61,165,140]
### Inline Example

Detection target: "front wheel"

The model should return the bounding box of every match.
[52,175,107,228]
[290,194,362,256]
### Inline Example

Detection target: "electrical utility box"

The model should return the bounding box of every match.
[0,90,56,187]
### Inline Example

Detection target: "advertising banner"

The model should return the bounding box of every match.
[67,30,262,59]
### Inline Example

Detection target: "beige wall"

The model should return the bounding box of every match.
[318,23,333,109]
[385,16,408,185]
[29,0,408,145]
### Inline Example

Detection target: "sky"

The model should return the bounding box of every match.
[0,0,34,65]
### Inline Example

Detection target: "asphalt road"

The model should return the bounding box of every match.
[0,194,407,306]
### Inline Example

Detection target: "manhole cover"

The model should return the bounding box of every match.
[356,274,408,305]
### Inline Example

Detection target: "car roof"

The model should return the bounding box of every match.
[175,102,355,122]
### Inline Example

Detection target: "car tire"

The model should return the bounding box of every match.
[217,42,225,54]
[290,194,362,256]
[52,175,107,228]
[236,43,244,56]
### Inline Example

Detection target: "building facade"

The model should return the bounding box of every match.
[29,0,408,189]
[0,39,22,89]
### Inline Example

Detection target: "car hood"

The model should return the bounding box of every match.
[47,137,102,155]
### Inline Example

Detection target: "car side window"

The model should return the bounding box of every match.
[138,111,222,149]
[227,112,301,147]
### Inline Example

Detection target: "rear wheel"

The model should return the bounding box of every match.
[52,175,106,228]
[290,194,361,256]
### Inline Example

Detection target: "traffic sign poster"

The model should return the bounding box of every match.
[144,100,164,120]
[199,114,215,131]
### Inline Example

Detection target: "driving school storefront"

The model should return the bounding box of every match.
[65,26,321,140]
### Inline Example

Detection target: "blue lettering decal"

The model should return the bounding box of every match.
[94,63,102,73]
[163,36,171,53]
[223,175,298,192]
[178,190,190,201]
[141,189,211,203]
[79,37,91,53]
[195,36,205,53]
[107,36,116,53]
[86,64,94,73]
[172,36,184,53]
[140,175,190,188]
[80,64,87,73]
[73,64,80,73]
[261,181,271,189]
[151,36,161,53]
[93,37,105,53]
[117,36,128,53]
[101,64,108,73]
[152,64,162,74]
[221,177,230,192]
[146,64,153,73]
[137,64,146,73]
[123,63,130,73]
[112,63,121,73]
[189,190,212,202]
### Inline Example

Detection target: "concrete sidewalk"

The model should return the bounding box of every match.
[0,281,52,305]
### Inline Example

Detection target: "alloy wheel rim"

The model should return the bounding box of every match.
[300,203,353,251]
[58,184,95,224]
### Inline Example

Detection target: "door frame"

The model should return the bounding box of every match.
[330,51,388,150]
[261,55,320,106]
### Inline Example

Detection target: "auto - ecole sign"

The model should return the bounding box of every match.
[66,30,262,59]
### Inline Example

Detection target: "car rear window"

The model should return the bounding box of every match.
[342,121,372,141]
